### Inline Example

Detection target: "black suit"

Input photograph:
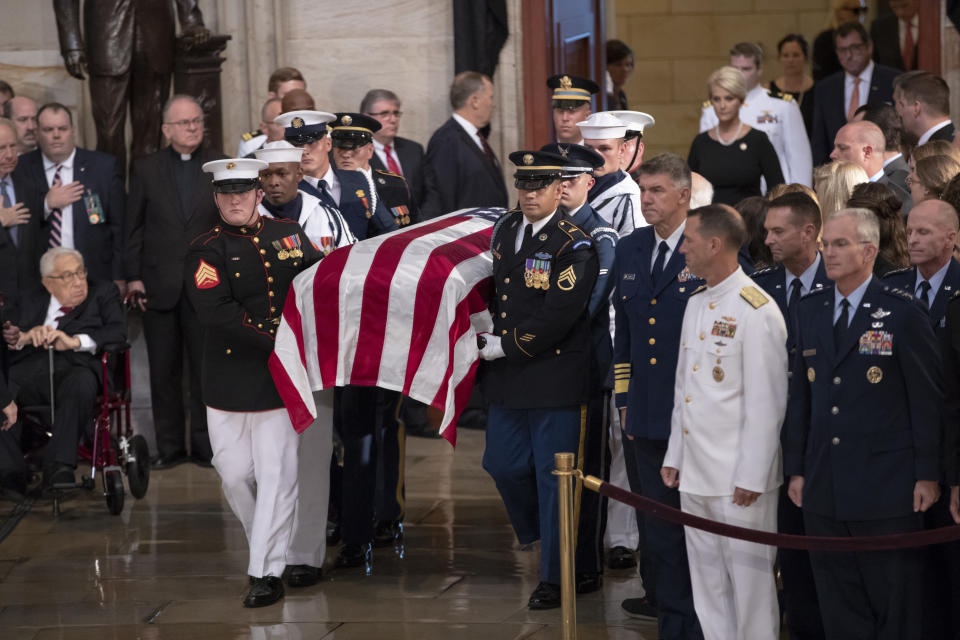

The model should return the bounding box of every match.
[421,117,508,219]
[878,155,913,215]
[124,145,224,460]
[870,15,917,71]
[370,137,428,212]
[927,121,956,143]
[811,65,900,165]
[0,281,125,480]
[12,147,125,285]
[0,172,38,320]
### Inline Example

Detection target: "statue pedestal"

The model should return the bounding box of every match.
[173,34,231,153]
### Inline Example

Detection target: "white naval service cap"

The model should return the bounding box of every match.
[254,140,304,164]
[606,110,656,139]
[201,158,269,193]
[576,112,629,140]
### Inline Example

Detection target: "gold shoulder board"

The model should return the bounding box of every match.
[690,284,707,296]
[701,100,710,109]
[740,285,769,308]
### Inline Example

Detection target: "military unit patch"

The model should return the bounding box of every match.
[858,330,893,356]
[524,253,552,289]
[194,260,220,289]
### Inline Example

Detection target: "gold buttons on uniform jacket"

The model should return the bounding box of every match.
[683,428,689,434]
[234,272,240,277]
[709,302,716,309]
[693,364,699,371]
[699,332,705,340]
[269,291,275,297]
[260,249,266,255]
[648,318,656,325]
[264,262,271,268]
[501,294,507,301]
[649,357,657,365]
[831,406,839,415]
[258,323,263,328]
[685,396,691,403]
[271,307,276,313]
[504,277,511,284]
[648,338,655,345]
[651,299,657,305]
[225,348,232,354]
[555,349,561,354]
[268,277,274,283]
[502,330,507,335]
[832,437,840,445]
[253,237,260,243]
[500,312,506,318]
[833,377,841,385]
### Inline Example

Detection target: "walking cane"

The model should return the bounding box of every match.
[48,346,55,424]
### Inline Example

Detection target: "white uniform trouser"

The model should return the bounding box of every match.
[285,389,334,567]
[604,399,639,549]
[681,489,779,640]
[207,406,299,578]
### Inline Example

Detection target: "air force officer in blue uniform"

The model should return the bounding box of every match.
[784,207,942,640]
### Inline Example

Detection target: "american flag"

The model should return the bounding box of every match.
[268,207,505,445]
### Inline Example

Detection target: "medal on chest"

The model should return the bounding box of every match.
[524,253,552,289]
[858,330,893,356]
[272,234,303,260]
[711,316,737,338]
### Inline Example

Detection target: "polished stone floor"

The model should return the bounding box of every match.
[0,428,658,639]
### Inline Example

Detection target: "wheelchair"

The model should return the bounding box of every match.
[19,343,151,516]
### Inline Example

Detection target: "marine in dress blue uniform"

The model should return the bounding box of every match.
[613,153,707,638]
[477,149,598,610]
[185,159,323,608]
[784,209,942,640]
[750,191,830,640]
[540,142,616,591]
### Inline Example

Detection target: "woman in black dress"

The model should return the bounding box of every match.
[769,34,815,135]
[688,66,784,207]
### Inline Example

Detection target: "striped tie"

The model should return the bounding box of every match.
[49,164,63,248]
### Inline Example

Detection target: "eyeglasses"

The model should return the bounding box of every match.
[46,267,87,282]
[165,117,204,128]
[836,43,866,56]
[367,110,403,118]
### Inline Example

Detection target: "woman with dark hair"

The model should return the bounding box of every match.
[606,39,634,109]
[770,34,815,134]
[910,155,960,204]
[847,181,909,276]
[735,195,774,269]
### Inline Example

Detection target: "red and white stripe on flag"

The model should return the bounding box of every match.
[269,207,504,445]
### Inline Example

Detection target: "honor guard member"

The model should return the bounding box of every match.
[541,142,617,593]
[882,199,960,328]
[237,128,266,158]
[750,191,829,640]
[578,112,645,237]
[276,109,397,241]
[613,153,707,636]
[547,74,599,144]
[784,208,942,640]
[662,204,787,640]
[186,158,323,608]
[254,140,356,250]
[330,112,418,227]
[477,149,599,610]
[330,111,411,550]
[700,42,812,187]
[608,110,655,178]
[942,289,960,640]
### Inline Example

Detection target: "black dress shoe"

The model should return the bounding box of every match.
[189,454,213,468]
[528,581,562,609]
[285,564,322,588]
[621,596,658,620]
[334,543,373,575]
[151,452,187,470]
[373,519,403,547]
[242,576,284,608]
[607,545,638,570]
[575,572,603,594]
[326,520,341,546]
[42,463,76,491]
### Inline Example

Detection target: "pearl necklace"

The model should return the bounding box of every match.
[714,122,745,146]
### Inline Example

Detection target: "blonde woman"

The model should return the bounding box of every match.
[814,161,869,218]
[688,66,784,206]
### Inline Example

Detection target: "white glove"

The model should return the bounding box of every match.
[477,332,505,361]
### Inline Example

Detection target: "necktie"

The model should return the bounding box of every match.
[847,77,861,122]
[651,240,668,284]
[383,144,403,176]
[0,178,14,247]
[918,280,931,309]
[834,298,850,347]
[902,20,915,70]
[56,306,74,322]
[49,164,63,248]
[480,134,500,170]
[519,223,533,254]
[787,278,803,311]
[317,179,338,210]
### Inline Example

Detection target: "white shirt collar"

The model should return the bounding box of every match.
[319,165,338,188]
[846,60,874,87]
[452,112,479,138]
[882,152,903,168]
[523,210,557,235]
[918,120,953,145]
[868,168,885,182]
[373,139,395,153]
[43,148,76,171]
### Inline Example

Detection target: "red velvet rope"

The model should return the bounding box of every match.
[596,480,960,551]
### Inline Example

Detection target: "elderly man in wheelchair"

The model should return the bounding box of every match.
[0,247,125,496]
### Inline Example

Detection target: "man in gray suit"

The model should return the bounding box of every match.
[854,103,913,215]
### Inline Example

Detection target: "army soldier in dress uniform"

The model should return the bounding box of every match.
[186,158,323,608]
[476,149,599,610]
[577,112,645,237]
[547,74,598,144]
[275,110,397,241]
[330,112,417,227]
[784,208,941,640]
[254,140,355,249]
[750,191,830,640]
[700,42,812,187]
[662,204,788,640]
[541,142,617,593]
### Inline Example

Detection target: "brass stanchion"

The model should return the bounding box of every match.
[554,452,577,640]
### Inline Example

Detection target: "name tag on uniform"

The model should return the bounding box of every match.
[802,348,816,356]
[623,273,636,281]
[84,191,105,225]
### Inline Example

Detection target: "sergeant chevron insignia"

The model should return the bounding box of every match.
[557,265,577,290]
[194,260,220,289]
